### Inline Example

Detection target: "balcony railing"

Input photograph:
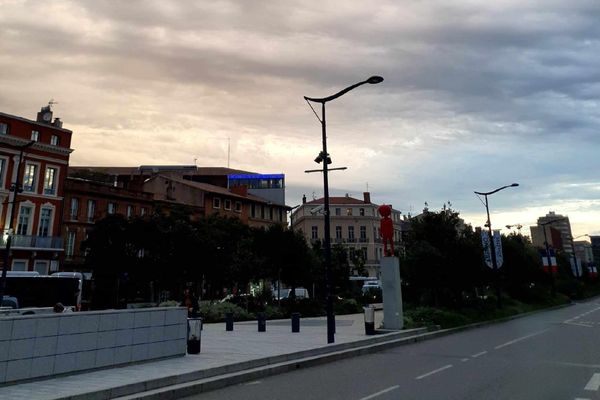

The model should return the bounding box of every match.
[0,234,63,250]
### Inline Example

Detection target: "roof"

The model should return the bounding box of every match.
[305,196,369,205]
[69,165,256,176]
[148,175,290,208]
[0,111,72,133]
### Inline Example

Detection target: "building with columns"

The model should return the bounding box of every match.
[0,106,73,273]
[291,192,405,278]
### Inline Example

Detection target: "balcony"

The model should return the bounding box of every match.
[347,238,356,243]
[0,234,63,250]
[359,237,368,243]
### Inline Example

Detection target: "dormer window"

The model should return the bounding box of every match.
[31,130,39,141]
[0,123,8,135]
[50,135,59,146]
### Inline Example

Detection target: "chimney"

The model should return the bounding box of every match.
[302,194,306,204]
[230,185,248,197]
[363,192,371,203]
[53,118,63,128]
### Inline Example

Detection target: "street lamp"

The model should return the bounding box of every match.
[474,183,519,308]
[304,76,383,344]
[0,140,36,301]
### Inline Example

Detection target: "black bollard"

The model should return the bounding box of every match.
[363,306,375,335]
[257,312,266,332]
[225,312,234,331]
[291,312,300,333]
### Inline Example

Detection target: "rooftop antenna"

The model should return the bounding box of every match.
[366,182,369,192]
[193,158,197,167]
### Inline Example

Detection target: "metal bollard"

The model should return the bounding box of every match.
[187,317,202,354]
[225,312,234,331]
[364,306,375,335]
[257,312,266,332]
[291,312,300,333]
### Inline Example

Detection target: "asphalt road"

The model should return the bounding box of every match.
[181,299,600,400]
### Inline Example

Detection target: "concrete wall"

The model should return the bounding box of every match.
[0,307,187,384]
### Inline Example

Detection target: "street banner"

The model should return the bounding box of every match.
[493,230,503,268]
[570,258,582,278]
[481,231,493,268]
[541,249,558,274]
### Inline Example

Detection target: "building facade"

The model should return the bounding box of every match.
[291,192,405,277]
[530,211,573,254]
[0,106,73,273]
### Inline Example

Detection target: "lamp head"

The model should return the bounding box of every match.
[366,76,384,84]
[510,183,519,187]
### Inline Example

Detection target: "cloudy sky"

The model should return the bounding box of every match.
[1,0,599,237]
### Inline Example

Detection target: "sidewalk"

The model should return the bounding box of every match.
[0,311,425,400]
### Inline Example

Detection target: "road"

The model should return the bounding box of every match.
[181,299,600,400]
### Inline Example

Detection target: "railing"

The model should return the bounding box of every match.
[347,238,356,243]
[0,234,63,249]
[359,237,368,243]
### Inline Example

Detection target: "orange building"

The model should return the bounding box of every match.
[0,106,73,273]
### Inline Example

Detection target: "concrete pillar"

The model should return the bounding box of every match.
[380,256,403,330]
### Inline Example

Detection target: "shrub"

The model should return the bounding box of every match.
[334,298,363,315]
[198,300,254,323]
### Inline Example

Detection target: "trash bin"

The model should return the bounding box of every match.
[187,317,202,354]
[364,306,375,335]
[225,312,234,331]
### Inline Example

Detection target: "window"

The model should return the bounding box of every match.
[335,208,341,216]
[261,205,265,219]
[235,201,242,213]
[311,226,319,240]
[269,207,273,220]
[43,167,58,195]
[70,198,79,220]
[50,135,59,146]
[16,205,33,235]
[0,123,8,135]
[87,200,96,221]
[213,197,221,209]
[107,202,116,214]
[359,208,365,216]
[23,163,38,192]
[224,199,231,210]
[66,231,76,257]
[11,260,27,271]
[360,226,367,240]
[348,226,355,240]
[31,130,40,141]
[335,226,342,239]
[34,260,49,275]
[140,207,146,216]
[126,205,134,218]
[251,204,256,218]
[361,247,368,260]
[0,157,6,188]
[38,208,53,236]
[346,208,353,216]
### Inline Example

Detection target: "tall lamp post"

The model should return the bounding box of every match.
[0,140,36,301]
[474,183,519,308]
[304,76,383,344]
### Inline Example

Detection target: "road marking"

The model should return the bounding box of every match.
[461,358,470,362]
[574,398,591,400]
[415,364,453,380]
[584,373,600,391]
[494,329,549,350]
[244,380,262,385]
[550,361,600,369]
[471,351,487,358]
[358,385,399,400]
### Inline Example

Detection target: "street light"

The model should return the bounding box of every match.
[0,140,36,301]
[474,183,519,308]
[304,76,383,344]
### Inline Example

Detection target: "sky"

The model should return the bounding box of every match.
[0,0,598,238]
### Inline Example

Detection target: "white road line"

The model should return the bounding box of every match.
[415,364,453,380]
[358,385,400,400]
[471,351,487,358]
[461,358,470,362]
[574,398,591,400]
[244,380,262,385]
[494,329,549,350]
[584,373,600,391]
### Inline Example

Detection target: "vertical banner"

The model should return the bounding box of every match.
[481,231,493,268]
[493,230,503,268]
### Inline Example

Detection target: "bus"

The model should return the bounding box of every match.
[1,271,83,314]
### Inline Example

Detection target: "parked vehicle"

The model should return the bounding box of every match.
[277,288,310,300]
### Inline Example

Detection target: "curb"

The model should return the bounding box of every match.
[113,301,575,400]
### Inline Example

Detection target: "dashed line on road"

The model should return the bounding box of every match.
[358,385,399,400]
[460,358,470,362]
[244,380,262,385]
[584,373,600,391]
[415,364,453,380]
[471,351,487,358]
[494,329,549,350]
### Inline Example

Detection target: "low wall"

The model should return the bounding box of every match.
[0,307,187,384]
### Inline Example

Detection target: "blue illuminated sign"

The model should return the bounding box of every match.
[228,174,284,180]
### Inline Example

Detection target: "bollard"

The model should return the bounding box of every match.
[187,317,202,354]
[225,312,234,331]
[257,312,266,332]
[364,306,375,335]
[291,312,300,333]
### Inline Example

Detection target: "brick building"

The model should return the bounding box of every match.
[0,106,73,273]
